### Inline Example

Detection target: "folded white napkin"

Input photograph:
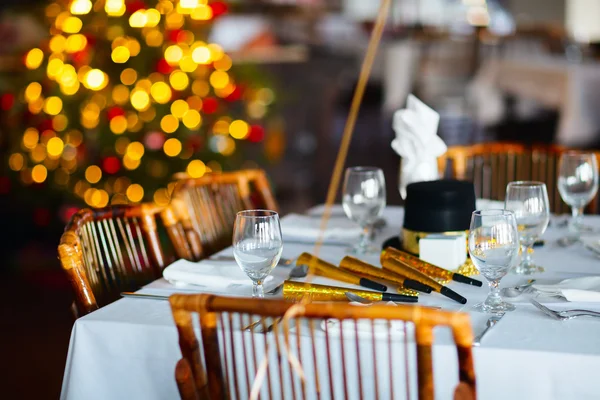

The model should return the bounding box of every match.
[320,302,405,338]
[533,277,600,302]
[281,213,361,244]
[162,259,273,290]
[392,94,446,199]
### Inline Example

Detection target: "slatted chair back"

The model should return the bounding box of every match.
[172,169,278,258]
[169,294,476,400]
[437,142,592,214]
[58,204,185,316]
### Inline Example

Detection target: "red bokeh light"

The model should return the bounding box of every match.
[209,1,228,17]
[102,156,121,174]
[202,97,218,114]
[248,124,265,142]
[156,58,174,74]
[1,93,14,110]
[126,0,146,14]
[107,106,125,121]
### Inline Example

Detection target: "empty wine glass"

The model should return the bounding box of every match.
[342,167,386,254]
[505,181,550,275]
[233,210,283,298]
[558,152,599,235]
[469,210,520,314]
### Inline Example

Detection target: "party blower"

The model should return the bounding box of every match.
[297,253,387,292]
[282,281,417,303]
[339,256,432,294]
[381,247,483,287]
[381,257,467,304]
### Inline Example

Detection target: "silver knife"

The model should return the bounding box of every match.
[472,313,504,346]
[121,292,170,300]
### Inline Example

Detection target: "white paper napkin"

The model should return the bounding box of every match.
[281,213,361,244]
[392,94,447,199]
[533,277,600,302]
[162,259,273,290]
[320,302,405,338]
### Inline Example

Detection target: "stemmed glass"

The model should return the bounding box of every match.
[558,152,599,235]
[342,167,386,254]
[233,210,283,298]
[504,181,550,275]
[469,210,520,313]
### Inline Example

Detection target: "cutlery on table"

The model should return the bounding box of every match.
[472,314,504,347]
[529,299,600,320]
[501,280,536,298]
[265,264,308,296]
[345,292,440,309]
[121,292,169,300]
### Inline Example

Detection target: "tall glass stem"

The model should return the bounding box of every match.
[570,206,584,232]
[253,280,264,298]
[521,243,533,267]
[484,279,502,308]
[355,225,373,252]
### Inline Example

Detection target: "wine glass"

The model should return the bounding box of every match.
[469,210,520,314]
[233,210,283,298]
[504,181,550,275]
[342,167,386,254]
[558,152,599,235]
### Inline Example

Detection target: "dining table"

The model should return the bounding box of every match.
[60,205,600,400]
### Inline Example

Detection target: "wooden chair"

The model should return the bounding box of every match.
[172,169,278,259]
[169,294,476,400]
[58,204,189,316]
[436,142,600,214]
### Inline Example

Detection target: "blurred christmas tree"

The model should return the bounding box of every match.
[2,0,281,214]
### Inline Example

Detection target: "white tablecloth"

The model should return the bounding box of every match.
[61,206,600,400]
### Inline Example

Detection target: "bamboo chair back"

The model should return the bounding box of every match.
[170,294,476,400]
[437,143,600,214]
[173,169,278,259]
[58,204,185,316]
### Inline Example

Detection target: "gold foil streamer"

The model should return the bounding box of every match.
[297,252,365,287]
[339,256,418,296]
[282,281,385,302]
[381,247,453,281]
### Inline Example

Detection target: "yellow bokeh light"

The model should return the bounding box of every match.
[105,0,126,16]
[136,78,152,92]
[130,89,150,111]
[25,48,44,70]
[166,10,184,29]
[120,68,137,85]
[209,71,229,89]
[127,39,141,56]
[191,46,211,64]
[60,81,80,96]
[213,119,230,135]
[183,110,202,129]
[46,3,61,18]
[50,34,67,53]
[106,25,125,41]
[163,138,182,157]
[140,107,156,122]
[221,137,236,156]
[214,54,232,71]
[31,144,46,162]
[23,128,39,149]
[169,70,189,91]
[62,17,83,34]
[126,141,145,160]
[191,5,213,20]
[29,98,44,115]
[32,165,48,183]
[187,95,203,110]
[66,34,87,53]
[129,10,148,28]
[47,137,65,157]
[146,9,161,27]
[111,46,130,63]
[186,160,206,178]
[25,82,42,103]
[208,44,224,61]
[112,85,130,105]
[180,0,199,8]
[145,29,163,47]
[123,156,139,170]
[171,99,189,119]
[150,81,172,104]
[127,113,142,132]
[160,114,179,133]
[84,69,108,91]
[91,189,109,208]
[179,56,197,73]
[52,115,69,132]
[126,184,144,202]
[47,58,64,79]
[164,45,183,65]
[110,115,128,134]
[9,153,24,171]
[192,80,210,97]
[65,130,83,147]
[85,165,102,184]
[71,0,92,15]
[229,120,249,139]
[44,96,63,116]
[153,188,170,206]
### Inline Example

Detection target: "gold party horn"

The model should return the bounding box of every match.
[381,257,467,304]
[339,256,431,294]
[297,252,387,292]
[282,281,417,303]
[381,247,482,287]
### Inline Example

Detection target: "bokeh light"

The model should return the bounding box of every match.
[163,138,182,157]
[126,184,144,202]
[25,48,44,70]
[186,159,206,178]
[85,165,102,184]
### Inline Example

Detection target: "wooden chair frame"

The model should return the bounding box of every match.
[170,294,476,400]
[58,204,186,316]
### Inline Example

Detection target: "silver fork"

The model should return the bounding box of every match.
[529,299,600,320]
